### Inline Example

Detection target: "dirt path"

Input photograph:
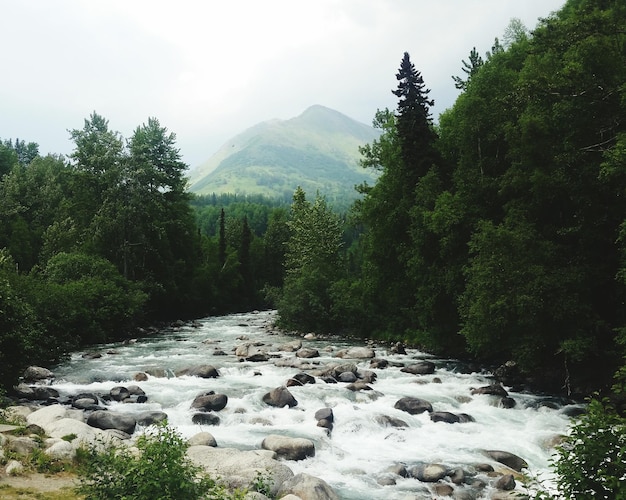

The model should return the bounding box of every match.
[0,472,80,499]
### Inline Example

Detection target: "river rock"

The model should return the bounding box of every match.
[500,397,517,409]
[110,386,130,402]
[262,387,298,408]
[370,358,389,369]
[187,446,294,497]
[261,434,315,461]
[277,472,339,500]
[32,386,60,400]
[45,439,75,460]
[484,450,528,472]
[357,369,377,383]
[291,372,316,385]
[144,367,166,378]
[136,411,168,426]
[495,473,516,490]
[23,366,54,381]
[176,364,220,378]
[296,347,320,359]
[394,396,433,415]
[192,413,221,425]
[390,342,407,354]
[471,384,508,397]
[401,361,435,375]
[315,408,334,423]
[191,391,228,411]
[335,346,375,359]
[433,483,454,496]
[346,382,373,391]
[134,372,149,381]
[87,410,137,435]
[375,415,409,428]
[337,371,357,383]
[5,460,24,475]
[430,411,461,424]
[409,463,448,482]
[188,431,217,447]
[279,339,303,352]
[71,392,102,410]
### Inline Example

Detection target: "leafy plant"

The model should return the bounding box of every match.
[251,469,274,498]
[76,423,237,500]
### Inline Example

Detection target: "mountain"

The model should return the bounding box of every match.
[187,105,381,202]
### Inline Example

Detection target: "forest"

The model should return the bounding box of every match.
[1,0,625,405]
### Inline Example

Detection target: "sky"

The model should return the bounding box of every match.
[1,0,566,170]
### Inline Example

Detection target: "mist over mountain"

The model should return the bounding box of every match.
[187,105,381,202]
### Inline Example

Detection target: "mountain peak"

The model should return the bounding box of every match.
[188,106,380,202]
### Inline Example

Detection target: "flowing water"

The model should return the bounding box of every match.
[49,310,578,499]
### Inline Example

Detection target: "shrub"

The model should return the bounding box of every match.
[76,424,238,500]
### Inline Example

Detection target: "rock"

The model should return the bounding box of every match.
[375,415,409,428]
[291,372,316,385]
[192,413,221,425]
[401,361,435,375]
[71,393,102,410]
[262,387,298,408]
[213,349,227,356]
[187,446,294,497]
[346,382,373,391]
[314,408,334,423]
[452,487,479,500]
[188,431,217,447]
[357,369,377,383]
[5,460,24,475]
[7,436,39,456]
[491,492,529,500]
[430,411,461,424]
[296,348,320,359]
[134,372,149,381]
[337,371,357,383]
[409,463,448,482]
[32,386,60,400]
[386,463,408,477]
[370,358,389,369]
[261,434,315,461]
[191,392,228,411]
[394,396,433,415]
[471,384,509,397]
[23,366,54,381]
[449,467,466,484]
[390,342,407,354]
[458,413,476,423]
[495,474,516,490]
[87,410,137,435]
[144,367,166,378]
[277,472,339,500]
[335,346,376,359]
[176,365,220,378]
[136,411,168,426]
[279,339,303,352]
[12,383,35,399]
[45,439,76,460]
[376,475,397,486]
[82,352,102,359]
[500,397,517,409]
[484,450,528,472]
[126,385,145,396]
[433,483,454,496]
[110,386,130,402]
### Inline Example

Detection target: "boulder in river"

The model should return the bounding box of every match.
[87,410,136,435]
[471,384,509,397]
[277,472,339,500]
[261,434,315,461]
[136,411,168,426]
[430,411,461,424]
[394,396,433,415]
[334,346,376,359]
[191,391,228,411]
[375,414,409,428]
[175,364,220,378]
[110,386,130,402]
[192,412,221,425]
[23,366,54,382]
[484,450,528,472]
[408,463,448,482]
[400,361,435,375]
[296,347,320,359]
[262,386,298,408]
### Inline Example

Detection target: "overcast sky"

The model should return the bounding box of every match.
[2,0,565,170]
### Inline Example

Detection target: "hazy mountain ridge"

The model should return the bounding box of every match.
[187,105,381,200]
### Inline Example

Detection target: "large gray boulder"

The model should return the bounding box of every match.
[136,411,168,426]
[409,463,448,482]
[400,361,435,375]
[394,397,433,415]
[277,473,339,500]
[484,450,528,472]
[191,391,228,411]
[187,446,294,497]
[296,347,320,359]
[23,366,54,381]
[87,410,137,435]
[176,365,220,378]
[262,387,298,408]
[335,346,376,359]
[261,434,315,461]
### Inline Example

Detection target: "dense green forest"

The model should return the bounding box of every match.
[1,0,625,405]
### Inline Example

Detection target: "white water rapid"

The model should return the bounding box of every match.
[48,310,577,499]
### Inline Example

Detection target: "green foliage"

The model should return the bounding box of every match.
[77,424,235,500]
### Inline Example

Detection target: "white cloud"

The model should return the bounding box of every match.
[0,0,565,168]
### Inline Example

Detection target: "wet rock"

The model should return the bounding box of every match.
[449,467,466,484]
[409,463,448,482]
[82,352,102,359]
[401,361,435,375]
[376,475,397,486]
[32,386,60,400]
[375,415,409,428]
[390,342,407,354]
[370,358,389,369]
[277,472,339,500]
[191,391,228,411]
[495,473,516,490]
[136,411,168,426]
[394,396,433,415]
[127,385,145,396]
[176,365,220,378]
[87,410,137,435]
[188,431,217,447]
[337,371,357,383]
[279,339,303,352]
[261,434,315,461]
[335,346,375,359]
[292,372,316,385]
[500,397,516,409]
[356,369,377,383]
[430,411,461,424]
[458,413,476,423]
[144,367,166,378]
[213,349,227,356]
[192,413,221,425]
[13,383,35,399]
[315,407,334,423]
[433,483,454,496]
[386,463,408,477]
[23,366,54,382]
[346,382,373,391]
[452,486,479,499]
[296,347,320,359]
[484,450,528,472]
[71,393,102,410]
[470,384,508,397]
[262,386,298,408]
[474,463,494,472]
[110,386,130,402]
[134,372,148,381]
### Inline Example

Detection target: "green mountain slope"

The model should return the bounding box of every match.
[187,105,380,201]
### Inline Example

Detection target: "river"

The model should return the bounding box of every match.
[48,310,577,499]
